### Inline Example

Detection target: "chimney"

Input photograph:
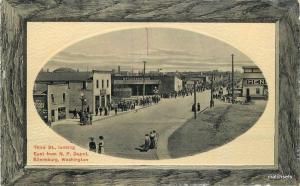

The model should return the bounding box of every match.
[47,68,49,72]
[118,66,121,73]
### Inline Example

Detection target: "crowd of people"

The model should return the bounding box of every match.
[72,108,93,125]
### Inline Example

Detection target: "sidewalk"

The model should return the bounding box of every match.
[51,103,161,127]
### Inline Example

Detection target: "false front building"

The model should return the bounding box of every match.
[242,66,268,100]
[112,73,183,98]
[34,68,112,117]
[33,84,69,122]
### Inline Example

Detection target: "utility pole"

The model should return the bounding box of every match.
[193,80,197,119]
[143,61,146,101]
[210,73,214,108]
[231,54,234,104]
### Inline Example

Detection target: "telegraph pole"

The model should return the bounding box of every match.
[231,54,234,104]
[210,73,214,108]
[193,80,197,119]
[143,61,146,101]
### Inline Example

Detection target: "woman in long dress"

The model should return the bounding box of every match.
[98,136,104,154]
[143,134,150,151]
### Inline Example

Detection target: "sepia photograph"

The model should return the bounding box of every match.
[33,27,269,160]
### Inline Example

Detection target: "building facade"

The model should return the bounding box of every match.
[92,71,112,112]
[47,84,70,122]
[242,66,268,99]
[112,74,183,97]
[112,75,161,96]
[158,75,183,94]
[33,83,69,122]
[35,68,112,116]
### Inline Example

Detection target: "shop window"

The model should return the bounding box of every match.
[96,80,99,88]
[256,88,260,94]
[102,80,104,89]
[252,68,261,73]
[63,93,66,102]
[244,69,252,73]
[51,94,54,103]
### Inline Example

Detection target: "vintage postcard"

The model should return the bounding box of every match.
[26,22,276,168]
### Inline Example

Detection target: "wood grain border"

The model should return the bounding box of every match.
[1,0,299,185]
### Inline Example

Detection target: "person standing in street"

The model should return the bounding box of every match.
[89,137,96,152]
[143,134,150,151]
[89,113,93,125]
[197,102,201,112]
[149,131,155,149]
[98,136,104,154]
[192,103,196,112]
[153,130,158,149]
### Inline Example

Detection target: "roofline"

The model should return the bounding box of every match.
[242,66,259,69]
[92,70,112,74]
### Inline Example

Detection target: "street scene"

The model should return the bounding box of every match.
[33,28,268,159]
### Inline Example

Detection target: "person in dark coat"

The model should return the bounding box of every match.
[89,137,96,152]
[87,105,90,113]
[104,107,108,116]
[89,113,93,125]
[73,109,77,119]
[114,106,118,115]
[95,106,99,116]
[98,136,104,154]
[142,134,150,151]
[197,102,201,112]
[149,131,155,149]
[99,107,103,116]
[192,104,196,112]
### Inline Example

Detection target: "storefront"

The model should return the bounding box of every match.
[112,75,161,96]
[242,66,268,100]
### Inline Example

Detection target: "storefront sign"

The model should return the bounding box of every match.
[245,79,266,85]
[100,89,106,95]
[122,77,151,81]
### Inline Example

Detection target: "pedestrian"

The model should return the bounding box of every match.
[192,104,196,112]
[89,137,96,152]
[197,102,200,112]
[99,107,103,116]
[84,111,88,125]
[47,120,52,127]
[95,106,99,116]
[79,111,83,124]
[73,109,77,119]
[89,113,93,125]
[98,136,104,154]
[210,100,214,108]
[87,105,90,113]
[104,107,108,116]
[143,134,150,151]
[153,130,158,149]
[150,131,155,149]
[114,106,118,115]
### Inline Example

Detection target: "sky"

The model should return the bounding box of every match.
[44,27,255,72]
